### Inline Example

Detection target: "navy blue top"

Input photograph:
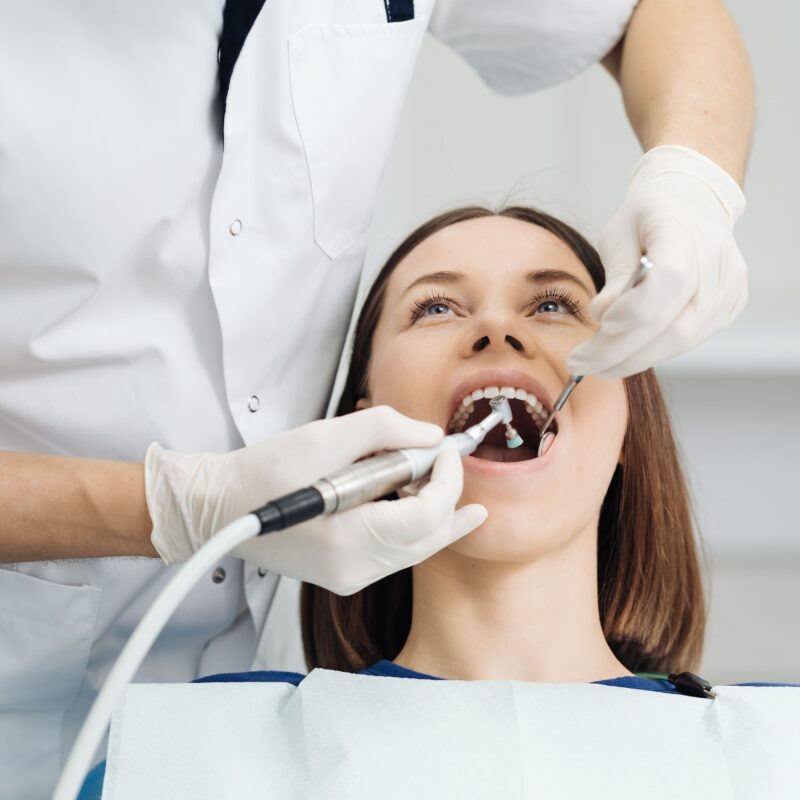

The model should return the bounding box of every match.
[78,660,795,799]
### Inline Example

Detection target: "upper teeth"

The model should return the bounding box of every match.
[448,386,549,433]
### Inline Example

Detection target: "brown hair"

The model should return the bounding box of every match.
[302,206,708,675]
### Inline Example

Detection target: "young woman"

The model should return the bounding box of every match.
[302,205,705,684]
[80,207,792,798]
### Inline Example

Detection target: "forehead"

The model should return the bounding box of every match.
[385,215,592,298]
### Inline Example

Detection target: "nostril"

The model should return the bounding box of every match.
[505,334,524,352]
[472,335,490,352]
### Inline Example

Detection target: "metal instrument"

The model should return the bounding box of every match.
[537,256,653,456]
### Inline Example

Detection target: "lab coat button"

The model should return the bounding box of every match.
[212,567,226,584]
[257,567,268,578]
[247,395,260,412]
[229,218,243,236]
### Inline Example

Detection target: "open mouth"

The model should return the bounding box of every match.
[447,386,558,463]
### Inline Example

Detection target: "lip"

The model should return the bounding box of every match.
[446,368,557,426]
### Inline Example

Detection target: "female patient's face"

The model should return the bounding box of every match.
[362,216,628,561]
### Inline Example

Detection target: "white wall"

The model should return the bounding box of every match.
[364,1,800,683]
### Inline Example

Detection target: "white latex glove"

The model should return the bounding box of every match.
[145,407,487,595]
[566,145,747,379]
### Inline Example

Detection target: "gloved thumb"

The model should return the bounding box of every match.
[588,271,629,322]
[446,504,488,544]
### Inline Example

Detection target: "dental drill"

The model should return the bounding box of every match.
[53,397,515,800]
[270,395,514,528]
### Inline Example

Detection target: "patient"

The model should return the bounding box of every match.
[302,205,706,684]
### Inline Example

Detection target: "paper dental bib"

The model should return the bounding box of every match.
[101,669,800,799]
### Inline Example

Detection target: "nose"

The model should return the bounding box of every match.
[472,334,524,352]
[465,311,535,358]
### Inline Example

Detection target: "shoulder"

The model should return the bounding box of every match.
[428,0,639,95]
[193,669,307,687]
[78,761,106,800]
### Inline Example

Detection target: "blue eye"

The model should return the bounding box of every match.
[527,287,581,318]
[534,300,567,314]
[410,292,459,323]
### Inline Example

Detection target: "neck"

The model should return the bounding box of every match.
[394,525,634,683]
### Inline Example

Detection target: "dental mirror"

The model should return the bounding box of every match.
[537,255,653,457]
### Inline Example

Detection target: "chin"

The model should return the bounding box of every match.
[447,499,567,563]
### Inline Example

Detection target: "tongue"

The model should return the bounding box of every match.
[473,443,537,462]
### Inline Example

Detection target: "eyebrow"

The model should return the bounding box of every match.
[401,270,465,297]
[525,269,592,296]
[401,268,592,297]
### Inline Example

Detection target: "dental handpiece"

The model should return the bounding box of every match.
[251,397,513,535]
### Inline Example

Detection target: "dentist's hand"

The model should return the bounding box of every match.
[145,407,487,595]
[566,145,747,379]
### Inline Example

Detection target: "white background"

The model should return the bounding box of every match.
[363,1,799,682]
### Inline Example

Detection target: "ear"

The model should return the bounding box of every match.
[355,397,371,411]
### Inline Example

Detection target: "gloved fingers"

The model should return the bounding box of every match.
[445,503,489,544]
[566,305,680,378]
[568,229,699,377]
[597,226,698,337]
[575,331,673,379]
[590,211,642,322]
[398,476,426,497]
[596,236,747,378]
[654,248,746,367]
[244,406,444,501]
[727,268,748,320]
[365,501,487,575]
[407,445,464,520]
[567,287,701,379]
[566,331,639,378]
[715,243,748,321]
[575,291,722,380]
[671,243,746,348]
[360,447,465,549]
[304,405,444,466]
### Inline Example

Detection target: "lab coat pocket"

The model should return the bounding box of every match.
[0,568,101,793]
[288,19,426,260]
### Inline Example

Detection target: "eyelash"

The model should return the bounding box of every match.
[525,287,582,317]
[408,287,582,323]
[409,291,462,323]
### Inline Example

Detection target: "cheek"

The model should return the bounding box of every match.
[519,320,600,393]
[366,335,448,422]
[570,378,627,489]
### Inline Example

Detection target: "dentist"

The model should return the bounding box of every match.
[0,1,753,797]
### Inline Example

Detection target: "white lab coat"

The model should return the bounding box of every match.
[0,0,637,796]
